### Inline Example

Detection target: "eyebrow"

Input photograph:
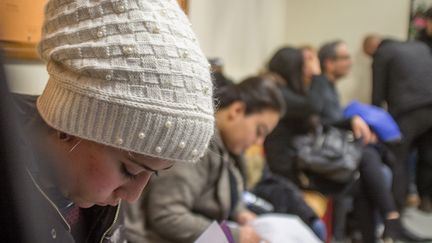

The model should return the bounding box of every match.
[126,156,174,174]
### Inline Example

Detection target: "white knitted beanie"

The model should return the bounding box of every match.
[37,0,214,163]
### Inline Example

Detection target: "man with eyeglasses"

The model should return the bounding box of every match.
[314,40,375,144]
[315,41,351,120]
[310,40,380,242]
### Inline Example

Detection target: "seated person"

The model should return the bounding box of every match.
[209,57,234,89]
[126,74,286,243]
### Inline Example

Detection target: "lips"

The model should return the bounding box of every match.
[76,201,96,208]
[95,198,120,207]
[100,200,120,206]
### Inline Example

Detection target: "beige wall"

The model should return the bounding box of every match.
[5,0,411,104]
[5,61,48,95]
[189,0,410,104]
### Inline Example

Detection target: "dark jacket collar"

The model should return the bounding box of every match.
[374,38,398,57]
[13,94,73,212]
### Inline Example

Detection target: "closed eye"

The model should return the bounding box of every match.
[122,150,175,177]
[120,163,138,180]
[121,161,160,180]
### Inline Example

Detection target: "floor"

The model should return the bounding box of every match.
[401,207,432,242]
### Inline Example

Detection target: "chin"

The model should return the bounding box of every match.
[232,148,243,156]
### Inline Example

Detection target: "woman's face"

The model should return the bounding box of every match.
[302,48,321,82]
[220,103,280,155]
[57,139,174,208]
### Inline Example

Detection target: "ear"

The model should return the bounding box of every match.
[227,101,246,121]
[324,59,335,73]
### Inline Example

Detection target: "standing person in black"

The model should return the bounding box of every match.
[364,35,432,213]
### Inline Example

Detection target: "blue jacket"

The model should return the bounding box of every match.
[343,101,401,142]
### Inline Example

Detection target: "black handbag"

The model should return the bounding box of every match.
[292,125,363,183]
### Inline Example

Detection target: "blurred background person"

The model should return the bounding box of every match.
[209,57,234,90]
[416,7,432,51]
[364,34,432,214]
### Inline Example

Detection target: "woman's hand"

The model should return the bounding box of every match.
[351,115,378,144]
[236,210,257,225]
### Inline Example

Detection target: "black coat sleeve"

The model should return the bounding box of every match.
[371,50,390,107]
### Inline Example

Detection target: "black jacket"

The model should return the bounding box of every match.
[310,75,352,129]
[264,82,316,183]
[372,39,432,118]
[264,75,351,181]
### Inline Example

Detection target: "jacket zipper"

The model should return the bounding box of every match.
[26,168,71,232]
[99,200,121,243]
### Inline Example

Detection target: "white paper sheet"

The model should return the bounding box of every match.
[252,214,323,243]
[194,214,322,243]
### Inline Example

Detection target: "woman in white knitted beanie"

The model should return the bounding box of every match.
[17,0,214,242]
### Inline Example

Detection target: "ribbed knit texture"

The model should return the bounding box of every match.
[37,0,214,163]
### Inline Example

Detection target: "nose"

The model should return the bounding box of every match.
[114,172,152,203]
